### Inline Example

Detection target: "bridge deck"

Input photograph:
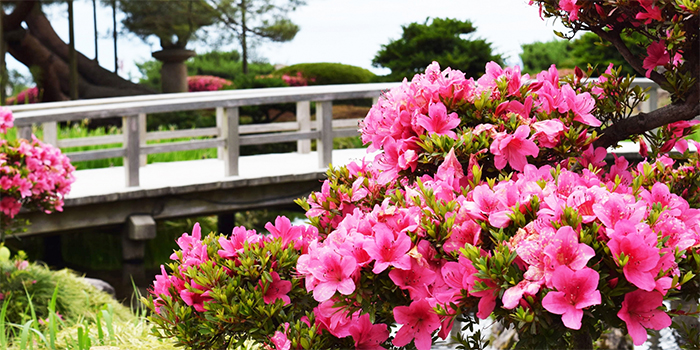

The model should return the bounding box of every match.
[68,148,371,201]
[19,148,371,236]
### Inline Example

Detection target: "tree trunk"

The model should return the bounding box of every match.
[3,1,154,102]
[241,0,248,74]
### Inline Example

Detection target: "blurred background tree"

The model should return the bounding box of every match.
[203,0,305,74]
[372,17,502,81]
[117,0,218,50]
[520,33,648,76]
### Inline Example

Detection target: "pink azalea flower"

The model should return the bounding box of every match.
[532,119,565,148]
[349,313,390,350]
[560,85,601,127]
[392,299,441,350]
[375,137,420,184]
[542,266,601,330]
[443,219,481,253]
[559,0,581,20]
[0,197,21,218]
[543,226,595,272]
[465,266,500,319]
[314,300,356,338]
[643,41,670,78]
[607,232,660,291]
[270,330,291,350]
[309,249,357,302]
[180,281,212,312]
[152,265,172,297]
[218,226,259,260]
[265,216,300,247]
[260,271,292,305]
[389,259,437,299]
[170,223,202,260]
[579,145,607,168]
[635,0,663,24]
[490,125,539,171]
[592,194,645,229]
[0,107,13,134]
[364,223,412,273]
[502,280,542,309]
[617,290,672,345]
[416,102,460,139]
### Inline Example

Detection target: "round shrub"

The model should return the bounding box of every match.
[273,63,376,86]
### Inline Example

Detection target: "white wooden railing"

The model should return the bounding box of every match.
[8,78,663,188]
[9,83,400,187]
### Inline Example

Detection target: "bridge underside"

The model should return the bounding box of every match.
[16,148,370,237]
[17,173,324,237]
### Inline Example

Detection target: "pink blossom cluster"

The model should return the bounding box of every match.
[187,75,233,92]
[530,1,694,79]
[360,61,600,185]
[298,149,700,347]
[293,61,700,349]
[150,217,320,349]
[0,109,74,224]
[153,217,316,312]
[281,72,313,87]
[6,87,39,105]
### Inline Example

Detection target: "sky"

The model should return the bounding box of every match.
[8,0,569,82]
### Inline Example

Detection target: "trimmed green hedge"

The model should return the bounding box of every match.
[274,63,376,85]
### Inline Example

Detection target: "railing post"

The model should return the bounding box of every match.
[647,87,658,112]
[216,107,225,160]
[138,113,147,166]
[372,96,380,106]
[316,101,333,169]
[221,107,239,176]
[297,101,311,154]
[42,122,58,146]
[18,125,32,140]
[123,115,140,187]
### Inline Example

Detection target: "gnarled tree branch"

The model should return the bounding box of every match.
[590,26,668,87]
[595,93,700,149]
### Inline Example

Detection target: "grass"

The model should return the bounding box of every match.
[0,248,177,350]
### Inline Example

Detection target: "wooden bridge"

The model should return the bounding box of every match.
[8,79,663,262]
[10,83,400,262]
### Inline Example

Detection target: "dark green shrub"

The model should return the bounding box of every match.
[273,62,376,85]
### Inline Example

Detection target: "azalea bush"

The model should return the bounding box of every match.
[146,1,700,349]
[6,87,40,105]
[187,75,233,92]
[144,219,345,349]
[146,59,700,349]
[0,108,75,238]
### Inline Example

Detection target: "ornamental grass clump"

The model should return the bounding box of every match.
[147,1,700,349]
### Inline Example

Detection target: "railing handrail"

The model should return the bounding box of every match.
[9,83,402,126]
[9,78,662,189]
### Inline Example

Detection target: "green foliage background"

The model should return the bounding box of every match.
[373,17,502,81]
[521,33,649,76]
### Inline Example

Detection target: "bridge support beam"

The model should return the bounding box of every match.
[121,214,156,261]
[217,212,236,236]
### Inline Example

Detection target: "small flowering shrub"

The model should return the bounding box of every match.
[187,75,233,92]
[145,219,347,349]
[0,108,75,237]
[6,87,40,105]
[280,72,312,87]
